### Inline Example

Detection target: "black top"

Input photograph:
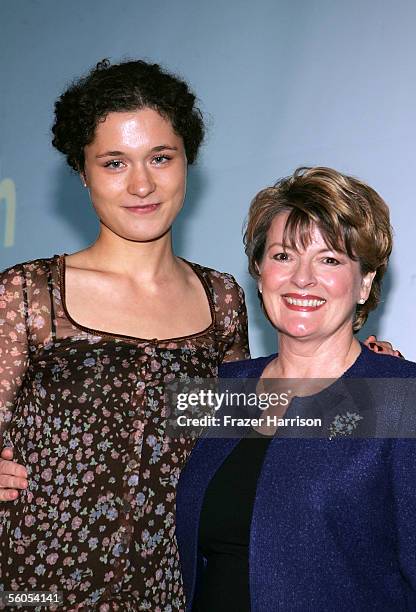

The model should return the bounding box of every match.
[194,435,272,612]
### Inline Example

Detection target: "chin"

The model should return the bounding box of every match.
[113,224,172,243]
[273,310,325,338]
[278,323,319,339]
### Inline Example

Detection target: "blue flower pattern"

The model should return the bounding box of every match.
[0,256,249,610]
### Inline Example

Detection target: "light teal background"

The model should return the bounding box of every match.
[1,0,415,358]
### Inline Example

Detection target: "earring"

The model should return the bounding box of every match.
[358,298,365,304]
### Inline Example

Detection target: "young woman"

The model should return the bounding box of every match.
[0,59,249,610]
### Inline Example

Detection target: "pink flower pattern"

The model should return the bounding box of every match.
[0,256,249,611]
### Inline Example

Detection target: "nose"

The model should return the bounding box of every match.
[127,164,156,198]
[290,259,316,288]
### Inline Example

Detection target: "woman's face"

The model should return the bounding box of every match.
[83,108,187,243]
[258,212,375,342]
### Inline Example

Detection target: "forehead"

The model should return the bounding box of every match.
[266,212,326,249]
[90,108,181,148]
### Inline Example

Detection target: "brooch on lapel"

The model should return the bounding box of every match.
[328,412,363,440]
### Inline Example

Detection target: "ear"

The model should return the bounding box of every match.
[359,271,376,303]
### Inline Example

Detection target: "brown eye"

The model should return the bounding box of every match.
[322,257,340,265]
[272,252,290,261]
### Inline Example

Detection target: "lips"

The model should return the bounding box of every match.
[123,203,161,214]
[282,293,326,311]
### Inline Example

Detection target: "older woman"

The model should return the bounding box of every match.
[176,167,416,611]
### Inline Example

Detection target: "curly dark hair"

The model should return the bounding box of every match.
[52,59,205,171]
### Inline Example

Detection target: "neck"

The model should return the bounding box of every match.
[77,224,178,281]
[274,327,361,379]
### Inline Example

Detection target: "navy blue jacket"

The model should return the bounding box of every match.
[176,346,416,611]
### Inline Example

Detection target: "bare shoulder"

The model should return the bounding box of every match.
[64,249,98,272]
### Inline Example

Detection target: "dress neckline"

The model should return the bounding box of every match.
[57,253,216,343]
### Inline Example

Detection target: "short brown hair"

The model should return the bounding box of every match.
[244,166,393,331]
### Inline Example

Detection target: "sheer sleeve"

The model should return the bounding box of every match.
[221,282,250,362]
[0,265,29,442]
[200,266,250,363]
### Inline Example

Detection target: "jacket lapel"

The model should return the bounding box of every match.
[176,436,241,609]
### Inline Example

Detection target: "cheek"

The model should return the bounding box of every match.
[92,180,127,208]
[320,270,359,298]
[165,168,187,197]
[87,170,121,195]
[260,270,287,318]
[323,276,347,296]
[260,265,289,290]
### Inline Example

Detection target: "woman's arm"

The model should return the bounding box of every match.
[0,265,30,500]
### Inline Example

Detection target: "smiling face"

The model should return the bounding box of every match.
[258,212,375,342]
[82,108,187,243]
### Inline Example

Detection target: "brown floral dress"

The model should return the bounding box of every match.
[0,255,249,611]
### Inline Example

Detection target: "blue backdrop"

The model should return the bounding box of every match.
[1,0,415,358]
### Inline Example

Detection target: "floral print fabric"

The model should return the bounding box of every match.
[0,255,249,611]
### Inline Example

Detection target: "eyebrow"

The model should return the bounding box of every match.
[267,242,341,254]
[96,145,179,158]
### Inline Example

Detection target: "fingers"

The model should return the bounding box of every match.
[0,475,28,490]
[0,457,28,480]
[376,341,394,351]
[366,339,403,357]
[0,447,14,460]
[0,455,28,502]
[0,488,19,501]
[368,341,394,355]
[367,341,384,352]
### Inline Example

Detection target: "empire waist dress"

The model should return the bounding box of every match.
[0,255,249,611]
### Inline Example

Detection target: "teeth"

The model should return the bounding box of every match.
[284,297,326,307]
